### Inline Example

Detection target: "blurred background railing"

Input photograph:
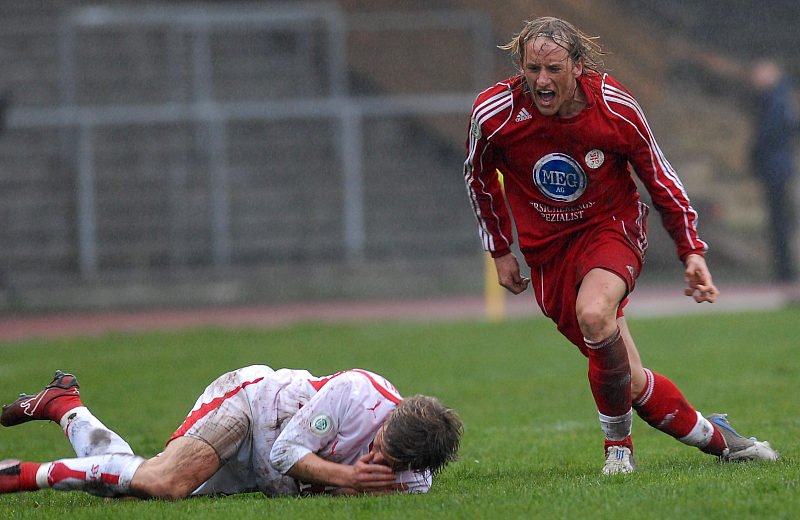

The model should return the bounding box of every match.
[1,0,798,313]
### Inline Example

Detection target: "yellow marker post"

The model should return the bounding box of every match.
[485,169,506,321]
[485,252,505,321]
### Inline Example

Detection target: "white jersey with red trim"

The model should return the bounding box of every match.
[180,365,430,496]
[464,73,707,265]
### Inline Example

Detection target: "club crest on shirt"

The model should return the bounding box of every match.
[470,118,482,139]
[532,153,587,203]
[585,149,605,169]
[310,413,334,436]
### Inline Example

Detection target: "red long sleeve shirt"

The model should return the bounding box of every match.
[463,72,707,266]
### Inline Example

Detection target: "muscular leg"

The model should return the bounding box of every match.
[130,437,220,499]
[2,438,219,499]
[1,452,146,496]
[619,317,724,454]
[2,436,221,498]
[576,272,723,463]
[576,269,633,449]
[576,268,627,341]
[617,317,645,397]
[1,375,218,498]
[1,375,145,497]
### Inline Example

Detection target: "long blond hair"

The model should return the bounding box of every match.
[499,17,605,75]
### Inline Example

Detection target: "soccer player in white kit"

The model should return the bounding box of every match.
[0,368,462,498]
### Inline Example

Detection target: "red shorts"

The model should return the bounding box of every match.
[527,217,646,355]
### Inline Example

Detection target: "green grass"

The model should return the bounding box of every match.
[1,309,798,519]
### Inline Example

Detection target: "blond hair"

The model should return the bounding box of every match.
[499,16,605,74]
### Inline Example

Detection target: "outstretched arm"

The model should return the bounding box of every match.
[683,253,719,303]
[287,451,405,495]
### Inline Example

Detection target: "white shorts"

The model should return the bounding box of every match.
[168,367,270,463]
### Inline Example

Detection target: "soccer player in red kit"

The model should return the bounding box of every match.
[463,16,779,474]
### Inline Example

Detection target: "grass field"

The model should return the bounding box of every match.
[0,308,798,519]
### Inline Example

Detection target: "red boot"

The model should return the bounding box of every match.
[1,371,81,427]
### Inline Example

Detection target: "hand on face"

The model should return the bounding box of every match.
[369,422,400,470]
[346,428,408,495]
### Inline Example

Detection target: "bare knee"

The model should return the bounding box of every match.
[576,302,617,340]
[577,269,628,340]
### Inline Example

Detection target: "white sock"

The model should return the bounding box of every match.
[678,411,716,448]
[599,408,633,441]
[63,407,134,457]
[38,453,144,497]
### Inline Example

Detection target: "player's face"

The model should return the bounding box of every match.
[371,423,401,470]
[521,37,584,118]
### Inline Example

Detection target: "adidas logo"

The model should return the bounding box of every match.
[515,108,532,122]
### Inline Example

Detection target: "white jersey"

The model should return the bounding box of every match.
[169,365,431,496]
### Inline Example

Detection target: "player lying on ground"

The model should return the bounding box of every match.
[0,368,462,498]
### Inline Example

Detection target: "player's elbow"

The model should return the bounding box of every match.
[268,442,306,477]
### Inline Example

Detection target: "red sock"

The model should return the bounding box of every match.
[633,369,701,437]
[632,369,695,436]
[586,328,631,417]
[633,369,726,453]
[604,436,634,454]
[18,462,42,491]
[702,428,728,456]
[44,395,83,424]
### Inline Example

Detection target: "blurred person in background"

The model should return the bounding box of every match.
[750,58,799,282]
[669,45,800,284]
[0,367,461,499]
[462,16,779,474]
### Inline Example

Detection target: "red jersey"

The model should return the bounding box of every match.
[463,73,707,266]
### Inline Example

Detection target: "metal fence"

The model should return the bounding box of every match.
[1,3,492,308]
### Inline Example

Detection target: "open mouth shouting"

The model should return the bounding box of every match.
[522,36,584,118]
[536,89,557,108]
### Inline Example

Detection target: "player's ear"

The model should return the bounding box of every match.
[517,43,527,74]
[573,56,585,77]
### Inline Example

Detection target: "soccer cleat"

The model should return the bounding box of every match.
[602,445,636,475]
[0,459,23,493]
[707,413,780,461]
[1,370,80,427]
